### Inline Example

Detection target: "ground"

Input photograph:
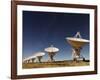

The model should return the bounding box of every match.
[22,60,89,69]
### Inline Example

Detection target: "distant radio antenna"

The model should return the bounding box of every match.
[23,52,45,63]
[45,45,59,62]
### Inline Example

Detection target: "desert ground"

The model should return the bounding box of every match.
[23,60,89,69]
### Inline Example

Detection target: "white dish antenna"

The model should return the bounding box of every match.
[66,32,89,48]
[67,37,89,48]
[23,55,36,62]
[23,52,45,63]
[44,45,59,62]
[34,52,45,57]
[66,32,89,61]
[45,45,59,53]
[34,52,45,62]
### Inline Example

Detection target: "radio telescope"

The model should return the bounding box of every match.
[44,45,59,62]
[66,32,89,61]
[34,52,45,63]
[23,52,45,63]
[23,55,36,63]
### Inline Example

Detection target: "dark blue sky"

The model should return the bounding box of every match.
[22,11,90,61]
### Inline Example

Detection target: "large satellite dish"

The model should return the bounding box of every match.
[67,37,89,48]
[45,45,59,62]
[34,52,45,63]
[45,45,59,53]
[66,32,89,61]
[23,55,36,63]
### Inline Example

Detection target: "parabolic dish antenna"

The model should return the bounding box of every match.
[66,32,89,61]
[67,37,89,48]
[23,55,36,63]
[45,45,59,53]
[33,52,45,63]
[34,52,45,57]
[45,45,59,62]
[23,52,45,63]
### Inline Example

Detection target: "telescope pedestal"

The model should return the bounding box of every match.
[72,47,81,61]
[37,56,42,63]
[48,52,56,62]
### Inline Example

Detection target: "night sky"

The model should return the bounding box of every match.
[22,11,90,61]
